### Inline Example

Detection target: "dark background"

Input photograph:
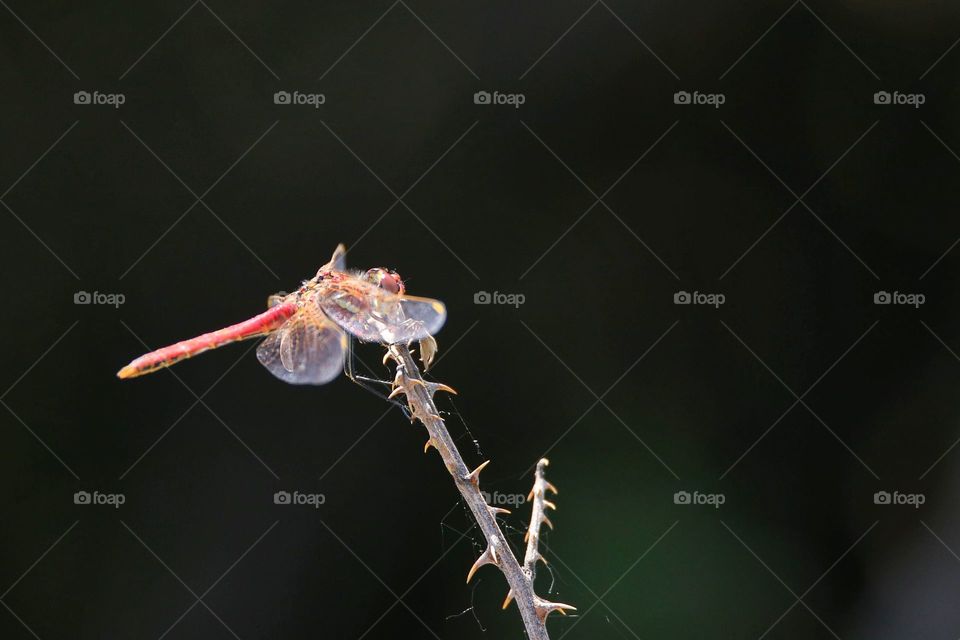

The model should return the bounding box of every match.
[3,1,960,638]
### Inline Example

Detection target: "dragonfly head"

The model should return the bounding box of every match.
[363,267,405,295]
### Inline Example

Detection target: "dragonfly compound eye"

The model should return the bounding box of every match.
[364,268,404,294]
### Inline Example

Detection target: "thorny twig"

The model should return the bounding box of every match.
[524,458,557,582]
[386,340,574,640]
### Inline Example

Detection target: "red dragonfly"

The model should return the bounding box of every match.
[117,245,446,385]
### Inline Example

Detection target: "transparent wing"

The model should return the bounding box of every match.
[319,279,446,344]
[256,310,347,385]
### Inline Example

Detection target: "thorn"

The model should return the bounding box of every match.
[489,506,511,516]
[387,386,406,400]
[424,439,437,454]
[411,406,442,424]
[392,369,424,390]
[501,590,514,610]
[382,350,397,366]
[527,489,535,502]
[464,460,490,485]
[524,529,530,543]
[542,515,554,530]
[545,481,558,495]
[534,598,576,622]
[466,545,498,583]
[543,500,557,511]
[425,381,458,397]
[537,552,548,566]
[419,335,438,370]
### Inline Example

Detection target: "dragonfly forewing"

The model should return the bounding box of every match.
[319,284,446,344]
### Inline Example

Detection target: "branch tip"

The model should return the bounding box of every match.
[524,457,565,601]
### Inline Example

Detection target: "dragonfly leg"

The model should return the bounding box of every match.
[353,374,393,387]
[344,340,410,417]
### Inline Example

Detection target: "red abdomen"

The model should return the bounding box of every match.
[117,301,296,379]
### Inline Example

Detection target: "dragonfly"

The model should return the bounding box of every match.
[117,244,446,385]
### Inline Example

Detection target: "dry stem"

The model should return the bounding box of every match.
[524,458,557,582]
[386,342,573,639]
